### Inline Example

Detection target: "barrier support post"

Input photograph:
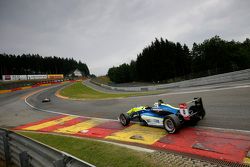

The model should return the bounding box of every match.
[19,151,29,167]
[2,131,11,167]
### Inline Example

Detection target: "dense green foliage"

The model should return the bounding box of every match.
[108,36,250,83]
[108,63,133,83]
[191,36,250,74]
[0,54,89,78]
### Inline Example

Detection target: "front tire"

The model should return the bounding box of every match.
[119,113,131,126]
[163,114,181,134]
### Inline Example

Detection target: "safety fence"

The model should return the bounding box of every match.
[0,128,95,167]
[0,80,78,94]
[91,69,250,91]
[2,74,64,81]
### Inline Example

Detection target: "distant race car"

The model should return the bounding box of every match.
[119,97,205,133]
[42,97,51,103]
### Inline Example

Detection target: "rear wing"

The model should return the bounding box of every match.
[179,97,205,120]
[185,97,204,107]
[193,97,205,113]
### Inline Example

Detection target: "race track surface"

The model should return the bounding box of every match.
[0,85,60,128]
[1,80,250,165]
[22,80,250,131]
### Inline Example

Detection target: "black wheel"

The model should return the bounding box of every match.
[119,113,130,126]
[138,115,148,126]
[140,119,148,126]
[163,114,181,134]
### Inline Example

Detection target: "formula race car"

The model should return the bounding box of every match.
[42,97,51,103]
[119,97,205,133]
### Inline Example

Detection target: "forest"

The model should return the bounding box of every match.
[108,36,250,83]
[0,54,89,79]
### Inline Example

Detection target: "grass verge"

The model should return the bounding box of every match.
[91,76,111,85]
[59,82,163,100]
[18,132,161,167]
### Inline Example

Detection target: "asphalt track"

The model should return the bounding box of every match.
[1,80,250,166]
[28,80,250,131]
[1,80,250,131]
[0,86,59,128]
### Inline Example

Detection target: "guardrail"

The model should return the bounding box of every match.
[91,69,250,91]
[0,128,95,167]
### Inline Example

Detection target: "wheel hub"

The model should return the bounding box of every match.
[165,119,174,131]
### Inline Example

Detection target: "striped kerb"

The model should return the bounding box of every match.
[54,119,107,134]
[22,115,78,130]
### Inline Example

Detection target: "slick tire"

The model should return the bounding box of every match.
[119,113,131,126]
[163,114,181,134]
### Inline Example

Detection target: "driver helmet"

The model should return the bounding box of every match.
[158,99,164,105]
[144,105,150,109]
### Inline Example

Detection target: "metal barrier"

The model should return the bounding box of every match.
[0,128,95,167]
[91,69,250,91]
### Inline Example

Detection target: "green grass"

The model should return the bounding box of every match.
[18,132,162,167]
[59,82,164,100]
[92,76,111,85]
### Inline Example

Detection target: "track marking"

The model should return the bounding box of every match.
[23,115,77,130]
[54,119,107,134]
[0,90,12,94]
[14,79,250,164]
[40,83,52,87]
[106,124,166,145]
[38,117,87,132]
[24,83,117,121]
[15,115,250,164]
[24,81,250,134]
[13,115,66,130]
[25,97,118,122]
[244,157,250,165]
[21,86,32,90]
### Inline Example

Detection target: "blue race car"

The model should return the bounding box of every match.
[119,97,205,133]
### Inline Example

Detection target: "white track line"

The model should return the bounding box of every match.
[24,86,118,122]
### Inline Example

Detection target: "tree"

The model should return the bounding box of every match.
[0,54,90,77]
[107,63,132,83]
[191,36,250,74]
[107,36,250,83]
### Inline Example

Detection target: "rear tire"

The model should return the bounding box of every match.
[119,113,130,126]
[140,119,148,126]
[163,114,181,134]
